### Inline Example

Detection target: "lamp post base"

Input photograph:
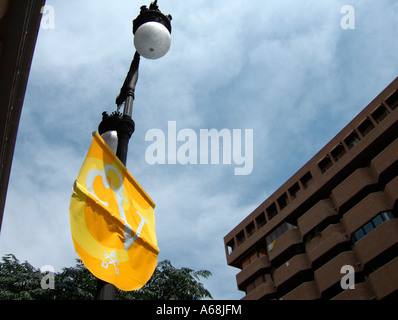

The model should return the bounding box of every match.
[96,279,116,300]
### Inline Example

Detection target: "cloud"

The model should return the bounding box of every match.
[1,0,397,300]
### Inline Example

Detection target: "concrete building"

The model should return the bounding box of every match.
[224,77,398,300]
[0,0,45,231]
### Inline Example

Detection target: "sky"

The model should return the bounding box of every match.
[0,0,397,300]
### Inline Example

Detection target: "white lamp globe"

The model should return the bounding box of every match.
[101,131,118,155]
[134,21,171,60]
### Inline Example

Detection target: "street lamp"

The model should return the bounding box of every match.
[99,0,172,164]
[133,4,172,60]
[96,0,172,300]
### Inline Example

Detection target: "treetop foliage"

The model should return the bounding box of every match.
[0,254,212,300]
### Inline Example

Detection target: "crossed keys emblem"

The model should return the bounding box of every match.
[101,251,120,275]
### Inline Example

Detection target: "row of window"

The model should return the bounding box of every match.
[236,223,298,275]
[238,208,397,294]
[242,210,397,296]
[351,210,397,244]
[241,248,267,269]
[245,273,273,295]
[227,90,398,256]
[318,93,398,174]
[261,172,315,223]
[227,172,313,255]
[265,222,297,249]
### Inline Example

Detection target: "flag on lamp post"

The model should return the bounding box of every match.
[69,132,158,291]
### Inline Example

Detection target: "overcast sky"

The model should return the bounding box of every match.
[1,0,397,300]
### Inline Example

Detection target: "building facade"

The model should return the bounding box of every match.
[0,0,45,231]
[224,77,398,300]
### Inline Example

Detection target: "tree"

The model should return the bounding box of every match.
[117,260,212,300]
[0,254,53,300]
[52,259,97,300]
[0,254,212,300]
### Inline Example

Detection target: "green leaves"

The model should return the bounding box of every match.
[120,260,213,300]
[0,255,212,300]
[0,254,51,300]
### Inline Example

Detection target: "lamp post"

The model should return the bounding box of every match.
[96,0,172,300]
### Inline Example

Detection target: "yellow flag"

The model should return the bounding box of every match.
[69,132,158,291]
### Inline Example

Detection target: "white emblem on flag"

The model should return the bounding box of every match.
[101,251,120,275]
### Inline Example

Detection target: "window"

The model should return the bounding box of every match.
[331,144,347,162]
[266,203,278,220]
[241,248,266,269]
[371,105,390,123]
[236,230,245,246]
[241,248,267,269]
[275,226,283,239]
[265,222,297,246]
[300,171,314,189]
[353,228,365,243]
[256,212,267,229]
[288,182,301,199]
[351,210,397,244]
[381,211,396,220]
[246,222,255,238]
[241,256,250,269]
[266,231,276,246]
[249,250,257,263]
[363,221,374,234]
[358,118,375,137]
[278,223,288,236]
[245,273,273,294]
[372,215,384,228]
[386,90,398,110]
[344,131,361,149]
[277,193,289,210]
[227,240,235,255]
[318,155,333,173]
[257,247,267,257]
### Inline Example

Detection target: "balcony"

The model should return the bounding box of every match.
[370,137,398,183]
[305,223,350,266]
[354,219,398,267]
[331,282,373,300]
[368,256,398,300]
[281,281,320,300]
[273,254,311,290]
[236,256,270,290]
[268,229,302,263]
[242,282,275,300]
[331,167,378,213]
[342,192,391,236]
[298,199,337,238]
[385,176,398,207]
[314,251,360,294]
